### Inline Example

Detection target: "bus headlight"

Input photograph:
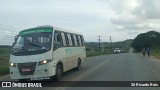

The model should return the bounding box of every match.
[42,60,47,64]
[38,59,52,65]
[10,63,16,67]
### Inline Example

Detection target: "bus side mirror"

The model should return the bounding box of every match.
[14,35,18,41]
[12,42,15,47]
[11,35,18,47]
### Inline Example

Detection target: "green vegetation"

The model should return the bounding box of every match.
[131,31,160,59]
[0,47,10,76]
[151,46,160,58]
[132,31,160,52]
[152,50,160,58]
[0,65,9,76]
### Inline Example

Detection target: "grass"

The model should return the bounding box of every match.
[151,49,160,59]
[0,65,9,76]
[0,47,10,76]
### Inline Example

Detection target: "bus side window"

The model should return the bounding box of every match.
[80,36,85,46]
[54,31,63,50]
[78,36,82,46]
[76,35,80,46]
[70,34,75,46]
[64,33,69,46]
[73,35,78,46]
[67,33,73,46]
[61,32,66,46]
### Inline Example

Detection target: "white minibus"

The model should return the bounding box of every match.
[10,25,86,81]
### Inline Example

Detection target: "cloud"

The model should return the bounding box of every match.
[133,0,160,19]
[128,31,139,35]
[0,24,22,45]
[109,0,160,32]
[110,14,141,25]
[0,0,160,45]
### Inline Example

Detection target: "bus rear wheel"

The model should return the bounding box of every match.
[55,64,63,81]
[75,59,81,71]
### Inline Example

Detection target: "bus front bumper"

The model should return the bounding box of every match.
[10,66,56,80]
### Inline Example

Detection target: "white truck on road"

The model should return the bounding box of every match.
[113,48,121,54]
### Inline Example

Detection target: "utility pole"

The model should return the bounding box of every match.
[89,35,106,52]
[101,36,108,52]
[97,35,102,51]
[102,42,104,52]
[110,36,113,53]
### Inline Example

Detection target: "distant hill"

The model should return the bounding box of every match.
[85,42,102,48]
[85,39,133,53]
[0,45,11,48]
[112,39,133,50]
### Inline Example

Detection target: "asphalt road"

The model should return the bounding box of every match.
[1,53,160,90]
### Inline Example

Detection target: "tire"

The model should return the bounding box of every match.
[55,64,63,81]
[75,59,81,71]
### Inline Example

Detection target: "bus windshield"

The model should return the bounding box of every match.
[11,28,53,56]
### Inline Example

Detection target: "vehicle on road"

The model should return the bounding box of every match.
[10,25,86,81]
[113,48,121,54]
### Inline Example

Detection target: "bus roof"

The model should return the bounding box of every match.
[19,25,83,36]
[36,25,83,35]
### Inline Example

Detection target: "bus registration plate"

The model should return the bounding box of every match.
[22,68,31,72]
[31,77,50,81]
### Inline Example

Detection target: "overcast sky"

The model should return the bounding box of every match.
[1,0,160,45]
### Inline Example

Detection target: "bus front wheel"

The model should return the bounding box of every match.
[55,64,63,81]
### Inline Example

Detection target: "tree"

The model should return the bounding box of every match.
[131,31,160,52]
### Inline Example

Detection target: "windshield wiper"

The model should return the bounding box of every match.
[21,47,28,51]
[27,43,46,50]
[27,43,42,48]
[11,47,28,53]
